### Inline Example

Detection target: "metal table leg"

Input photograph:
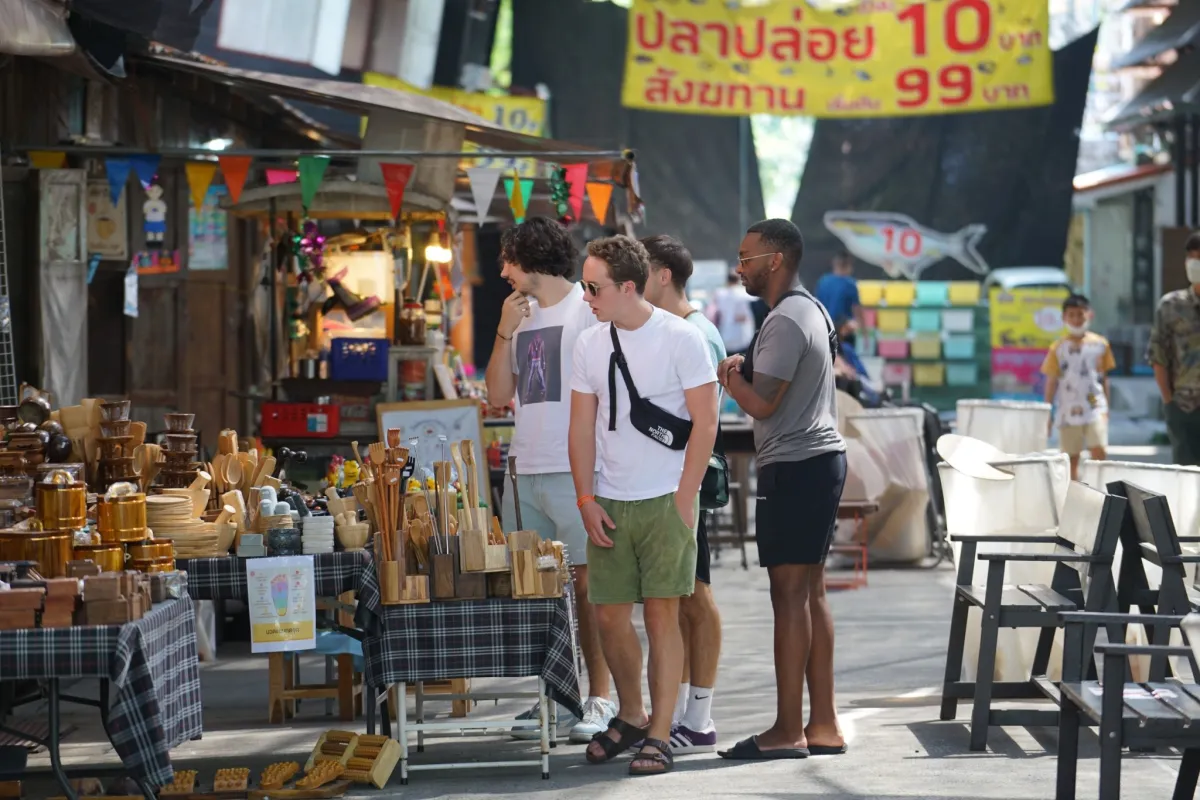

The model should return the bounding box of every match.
[397,681,409,785]
[415,682,424,753]
[539,678,549,780]
[45,679,76,800]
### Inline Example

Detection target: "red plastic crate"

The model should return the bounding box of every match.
[260,403,340,438]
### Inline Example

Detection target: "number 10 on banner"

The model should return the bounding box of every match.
[896,0,1045,110]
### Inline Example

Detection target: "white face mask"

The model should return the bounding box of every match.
[1066,322,1089,336]
[1187,258,1200,285]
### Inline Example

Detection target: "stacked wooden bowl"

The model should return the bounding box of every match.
[145,494,224,558]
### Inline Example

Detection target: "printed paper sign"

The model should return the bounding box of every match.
[247,556,316,653]
[988,286,1068,349]
[621,0,1054,117]
[823,211,988,280]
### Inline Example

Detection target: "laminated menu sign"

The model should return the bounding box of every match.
[247,556,316,653]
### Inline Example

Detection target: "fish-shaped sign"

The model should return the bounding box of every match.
[823,211,990,280]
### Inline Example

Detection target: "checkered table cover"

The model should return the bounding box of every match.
[358,561,583,718]
[179,550,370,601]
[0,597,203,787]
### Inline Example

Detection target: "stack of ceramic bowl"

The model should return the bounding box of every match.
[159,412,199,489]
[301,515,335,554]
[97,402,138,491]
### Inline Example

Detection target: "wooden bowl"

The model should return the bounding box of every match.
[336,523,370,551]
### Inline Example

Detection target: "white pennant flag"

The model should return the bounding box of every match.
[466,167,502,220]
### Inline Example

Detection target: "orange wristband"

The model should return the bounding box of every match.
[576,495,595,509]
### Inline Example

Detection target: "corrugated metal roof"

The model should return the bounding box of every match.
[1106,49,1200,128]
[1112,0,1200,68]
[138,52,604,157]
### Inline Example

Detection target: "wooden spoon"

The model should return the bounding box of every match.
[225,457,244,489]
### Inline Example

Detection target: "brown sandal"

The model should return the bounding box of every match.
[629,737,674,776]
[586,718,650,764]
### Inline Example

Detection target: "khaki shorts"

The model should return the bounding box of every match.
[1059,417,1108,456]
[587,493,698,605]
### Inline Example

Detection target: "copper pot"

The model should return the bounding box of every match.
[36,481,86,530]
[73,543,125,572]
[126,539,173,561]
[130,556,174,573]
[96,494,147,543]
[0,530,73,578]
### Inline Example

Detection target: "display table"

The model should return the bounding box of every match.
[0,597,204,800]
[356,561,582,783]
[179,550,370,601]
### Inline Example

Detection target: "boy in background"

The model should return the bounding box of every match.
[1041,293,1117,480]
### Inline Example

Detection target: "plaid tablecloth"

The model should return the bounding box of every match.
[0,597,203,787]
[179,550,370,601]
[358,561,582,718]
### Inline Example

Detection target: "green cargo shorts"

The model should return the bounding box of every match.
[587,492,698,605]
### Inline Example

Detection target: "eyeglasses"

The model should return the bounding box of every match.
[582,280,622,296]
[736,252,781,267]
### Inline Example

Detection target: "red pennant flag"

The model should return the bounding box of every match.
[265,168,297,186]
[218,155,252,204]
[563,163,588,221]
[379,163,415,219]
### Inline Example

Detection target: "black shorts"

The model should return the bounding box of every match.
[755,451,848,567]
[695,510,711,585]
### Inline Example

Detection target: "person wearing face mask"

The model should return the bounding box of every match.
[1148,235,1200,466]
[1040,293,1115,480]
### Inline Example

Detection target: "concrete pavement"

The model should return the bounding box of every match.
[15,553,1193,798]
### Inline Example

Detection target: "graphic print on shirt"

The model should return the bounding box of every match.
[517,325,563,405]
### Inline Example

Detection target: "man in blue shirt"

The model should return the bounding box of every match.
[814,251,863,333]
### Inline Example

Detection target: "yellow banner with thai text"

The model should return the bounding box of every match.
[363,73,547,177]
[621,0,1053,118]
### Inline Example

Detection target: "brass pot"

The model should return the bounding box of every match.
[73,543,125,572]
[130,556,174,573]
[0,530,73,578]
[96,494,147,543]
[126,539,173,561]
[36,481,86,530]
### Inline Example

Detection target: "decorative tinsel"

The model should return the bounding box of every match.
[549,166,571,222]
[291,219,326,281]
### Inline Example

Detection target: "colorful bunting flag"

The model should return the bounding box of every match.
[129,155,160,190]
[184,162,218,211]
[265,169,298,186]
[104,158,133,205]
[586,181,614,224]
[466,167,501,219]
[218,155,252,204]
[563,163,588,221]
[379,163,415,219]
[298,155,330,212]
[28,151,66,170]
[504,176,534,224]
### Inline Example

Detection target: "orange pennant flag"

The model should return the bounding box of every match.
[218,155,253,204]
[185,162,218,211]
[28,151,66,169]
[586,182,614,224]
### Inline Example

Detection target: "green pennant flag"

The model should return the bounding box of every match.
[503,177,534,224]
[298,155,330,212]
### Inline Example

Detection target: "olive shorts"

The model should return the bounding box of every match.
[587,493,698,605]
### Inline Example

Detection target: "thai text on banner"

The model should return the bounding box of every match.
[620,0,1053,118]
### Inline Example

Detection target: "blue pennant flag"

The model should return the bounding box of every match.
[130,154,160,190]
[104,158,132,205]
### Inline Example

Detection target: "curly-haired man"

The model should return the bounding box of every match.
[484,217,616,742]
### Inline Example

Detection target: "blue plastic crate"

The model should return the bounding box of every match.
[915,281,949,306]
[943,334,976,360]
[909,309,942,332]
[330,337,389,381]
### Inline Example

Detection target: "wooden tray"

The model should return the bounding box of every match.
[247,780,350,799]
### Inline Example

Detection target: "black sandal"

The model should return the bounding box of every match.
[629,737,674,776]
[586,718,650,764]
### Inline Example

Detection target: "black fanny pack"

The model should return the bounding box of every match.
[740,289,837,382]
[608,323,692,450]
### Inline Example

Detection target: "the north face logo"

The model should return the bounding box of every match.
[649,426,673,447]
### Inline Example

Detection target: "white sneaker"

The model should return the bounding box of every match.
[510,700,579,741]
[569,696,617,743]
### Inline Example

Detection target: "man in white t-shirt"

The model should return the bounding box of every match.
[569,235,719,776]
[641,234,726,755]
[705,274,756,355]
[484,217,615,742]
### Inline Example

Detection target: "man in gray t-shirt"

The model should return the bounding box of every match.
[715,219,849,763]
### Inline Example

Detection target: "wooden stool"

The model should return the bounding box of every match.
[267,644,363,723]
